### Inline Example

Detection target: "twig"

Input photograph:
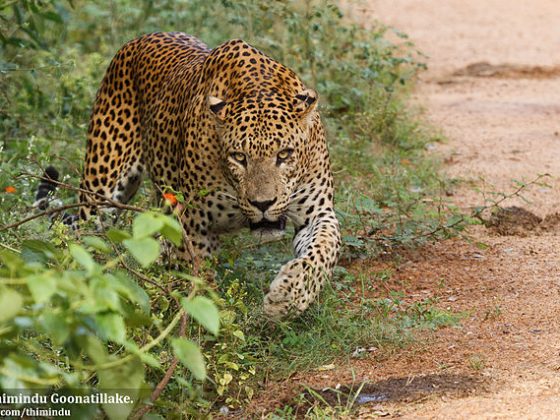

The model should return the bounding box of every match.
[411,215,466,241]
[1,173,146,231]
[472,173,551,224]
[72,310,184,372]
[0,202,107,231]
[0,242,20,253]
[115,247,169,295]
[130,293,191,420]
[0,62,74,73]
[176,202,201,274]
[17,172,145,213]
[131,310,187,420]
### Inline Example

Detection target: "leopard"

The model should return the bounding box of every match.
[76,32,341,318]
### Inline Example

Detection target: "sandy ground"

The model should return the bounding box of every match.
[351,0,560,418]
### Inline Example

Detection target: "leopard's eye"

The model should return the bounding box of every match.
[276,148,293,163]
[231,152,247,165]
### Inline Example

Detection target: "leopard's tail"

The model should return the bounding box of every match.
[33,166,59,210]
[34,166,78,226]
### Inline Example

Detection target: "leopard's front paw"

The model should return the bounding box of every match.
[264,259,310,319]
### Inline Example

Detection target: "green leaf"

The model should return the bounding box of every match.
[82,236,111,253]
[159,216,183,246]
[122,342,161,368]
[0,354,57,390]
[40,10,64,24]
[233,330,245,341]
[342,235,365,248]
[111,272,150,313]
[87,277,121,313]
[40,313,69,345]
[78,335,108,365]
[0,250,24,272]
[96,313,126,343]
[106,228,131,243]
[172,272,206,286]
[21,239,60,264]
[132,212,164,238]
[98,357,143,420]
[27,272,57,303]
[123,237,160,268]
[172,338,206,380]
[69,244,96,273]
[181,296,220,336]
[161,223,183,246]
[0,288,22,323]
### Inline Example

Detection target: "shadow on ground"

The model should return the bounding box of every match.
[287,373,485,412]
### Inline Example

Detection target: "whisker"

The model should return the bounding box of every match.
[289,186,308,199]
[215,192,237,202]
[284,209,305,226]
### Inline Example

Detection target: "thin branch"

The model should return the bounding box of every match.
[17,172,145,213]
[130,293,191,420]
[176,203,201,275]
[472,173,551,224]
[0,202,106,231]
[411,215,466,241]
[0,242,20,253]
[0,62,74,73]
[72,310,184,372]
[114,247,169,295]
[1,173,147,231]
[131,311,187,420]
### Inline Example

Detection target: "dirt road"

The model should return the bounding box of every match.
[351,0,560,417]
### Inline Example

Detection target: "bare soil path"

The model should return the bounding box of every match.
[350,0,560,417]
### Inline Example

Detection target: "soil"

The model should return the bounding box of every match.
[246,1,560,418]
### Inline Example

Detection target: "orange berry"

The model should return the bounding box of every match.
[4,186,16,193]
[163,192,177,205]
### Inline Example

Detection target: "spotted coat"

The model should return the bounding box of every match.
[79,32,341,317]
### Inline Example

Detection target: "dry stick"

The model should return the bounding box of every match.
[1,174,147,231]
[0,202,111,231]
[151,183,201,269]
[131,310,188,420]
[388,174,553,244]
[28,158,81,181]
[0,242,20,253]
[177,202,201,272]
[472,173,551,224]
[410,214,467,241]
[17,172,145,213]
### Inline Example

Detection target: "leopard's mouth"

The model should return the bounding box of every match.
[249,216,287,232]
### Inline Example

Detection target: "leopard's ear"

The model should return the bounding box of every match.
[294,88,318,117]
[207,95,227,121]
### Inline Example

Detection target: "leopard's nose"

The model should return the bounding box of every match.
[249,198,277,213]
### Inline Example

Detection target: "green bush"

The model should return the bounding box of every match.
[0,212,224,417]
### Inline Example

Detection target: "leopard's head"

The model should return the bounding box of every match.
[208,89,318,238]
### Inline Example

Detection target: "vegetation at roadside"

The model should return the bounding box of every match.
[0,0,464,417]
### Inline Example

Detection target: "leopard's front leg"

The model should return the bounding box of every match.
[173,205,219,265]
[264,209,340,318]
